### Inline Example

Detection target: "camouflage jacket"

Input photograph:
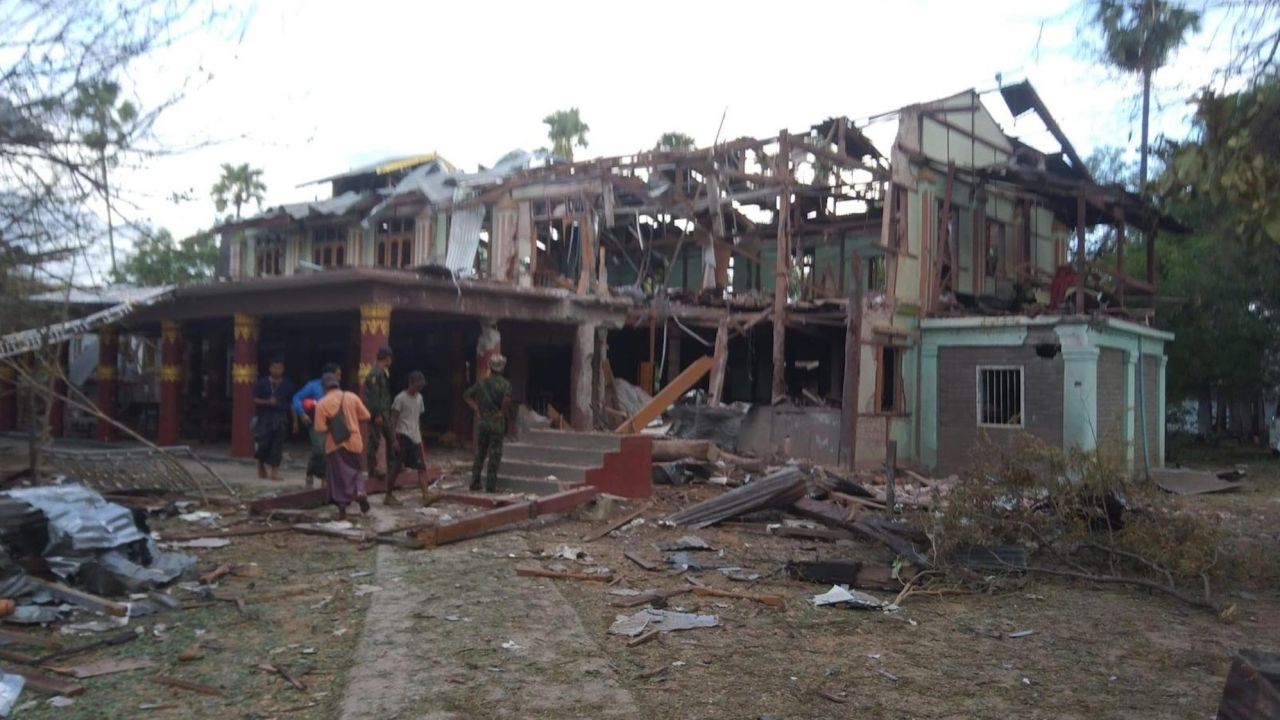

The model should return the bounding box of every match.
[465,375,511,432]
[363,365,392,418]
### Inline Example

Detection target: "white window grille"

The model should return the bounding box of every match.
[977,366,1024,427]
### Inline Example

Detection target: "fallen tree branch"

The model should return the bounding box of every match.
[1024,565,1219,611]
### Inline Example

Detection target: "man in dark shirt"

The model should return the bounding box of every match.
[253,356,294,481]
[463,354,511,493]
[362,346,398,499]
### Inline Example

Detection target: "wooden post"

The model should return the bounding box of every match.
[94,325,119,442]
[771,130,791,405]
[577,215,596,296]
[229,315,256,457]
[708,316,729,406]
[0,362,16,433]
[1114,208,1126,308]
[842,255,863,468]
[1075,190,1086,315]
[158,320,183,447]
[47,343,68,439]
[884,439,897,512]
[940,161,956,303]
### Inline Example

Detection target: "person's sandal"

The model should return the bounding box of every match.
[357,495,371,514]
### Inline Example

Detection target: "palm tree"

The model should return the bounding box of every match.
[543,108,590,161]
[71,79,137,274]
[1093,0,1200,190]
[211,163,267,221]
[655,132,695,152]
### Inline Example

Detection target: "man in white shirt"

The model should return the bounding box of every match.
[388,370,435,505]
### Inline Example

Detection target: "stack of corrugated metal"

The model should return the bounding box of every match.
[665,466,806,528]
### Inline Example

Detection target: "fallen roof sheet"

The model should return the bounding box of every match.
[1153,469,1245,496]
[2,285,172,360]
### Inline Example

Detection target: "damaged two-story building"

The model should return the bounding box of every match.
[4,81,1179,479]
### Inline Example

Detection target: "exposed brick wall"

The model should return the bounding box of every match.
[936,346,1064,474]
[1133,355,1161,469]
[1096,348,1127,463]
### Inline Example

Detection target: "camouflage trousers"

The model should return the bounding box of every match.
[366,418,398,484]
[471,426,505,492]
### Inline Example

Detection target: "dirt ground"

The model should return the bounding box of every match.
[0,440,1276,719]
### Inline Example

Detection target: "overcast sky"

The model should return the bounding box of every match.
[107,0,1239,263]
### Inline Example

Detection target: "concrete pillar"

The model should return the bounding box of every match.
[1123,352,1138,475]
[158,320,183,447]
[492,199,518,282]
[358,304,391,392]
[230,314,257,457]
[94,325,120,441]
[1157,354,1168,468]
[570,321,597,431]
[919,345,939,469]
[0,362,16,433]
[1057,325,1099,454]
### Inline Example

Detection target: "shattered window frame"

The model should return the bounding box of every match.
[976,365,1024,427]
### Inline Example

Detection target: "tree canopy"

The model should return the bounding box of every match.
[655,132,695,152]
[111,228,217,286]
[543,108,590,161]
[211,162,267,221]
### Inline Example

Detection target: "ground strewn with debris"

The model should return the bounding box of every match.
[1,444,1276,719]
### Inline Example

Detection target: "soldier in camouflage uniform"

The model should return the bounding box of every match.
[362,346,400,504]
[464,354,511,492]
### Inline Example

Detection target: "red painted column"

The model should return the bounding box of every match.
[0,362,16,433]
[48,344,68,438]
[357,304,391,393]
[157,320,183,447]
[95,325,119,441]
[230,314,258,457]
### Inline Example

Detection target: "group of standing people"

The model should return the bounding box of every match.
[250,345,512,519]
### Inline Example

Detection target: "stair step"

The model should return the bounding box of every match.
[504,443,606,466]
[500,460,591,483]
[494,476,565,496]
[524,429,622,452]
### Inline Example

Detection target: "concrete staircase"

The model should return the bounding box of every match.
[495,429,652,498]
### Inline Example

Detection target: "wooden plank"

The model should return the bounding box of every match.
[0,628,58,649]
[707,317,729,406]
[689,586,784,609]
[516,566,613,583]
[160,524,291,542]
[1076,189,1086,314]
[582,502,651,542]
[49,657,156,679]
[614,355,714,434]
[624,551,661,571]
[28,577,128,617]
[1,665,84,696]
[152,675,225,697]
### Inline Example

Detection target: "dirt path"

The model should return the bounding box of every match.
[339,508,639,720]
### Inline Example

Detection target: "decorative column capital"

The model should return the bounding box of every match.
[160,365,182,383]
[233,314,259,342]
[358,361,373,383]
[231,363,256,385]
[97,366,118,382]
[360,304,391,336]
[161,320,182,344]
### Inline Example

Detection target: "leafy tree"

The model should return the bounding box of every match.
[211,162,266,221]
[1091,0,1201,189]
[70,79,138,275]
[655,132,695,151]
[542,108,590,161]
[1160,76,1280,244]
[112,228,217,286]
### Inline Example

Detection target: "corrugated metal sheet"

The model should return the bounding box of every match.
[2,286,172,360]
[5,485,145,553]
[445,187,484,277]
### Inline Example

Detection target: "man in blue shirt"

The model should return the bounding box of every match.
[294,362,341,489]
[253,356,295,481]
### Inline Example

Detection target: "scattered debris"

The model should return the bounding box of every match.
[516,566,613,583]
[655,536,714,552]
[151,675,225,697]
[609,608,720,637]
[812,585,885,610]
[47,657,155,679]
[1217,648,1280,720]
[665,466,805,528]
[1153,468,1245,496]
[164,538,231,549]
[1007,630,1035,639]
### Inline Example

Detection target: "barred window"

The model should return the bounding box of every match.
[977,366,1023,427]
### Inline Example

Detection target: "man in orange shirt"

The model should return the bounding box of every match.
[313,372,373,519]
